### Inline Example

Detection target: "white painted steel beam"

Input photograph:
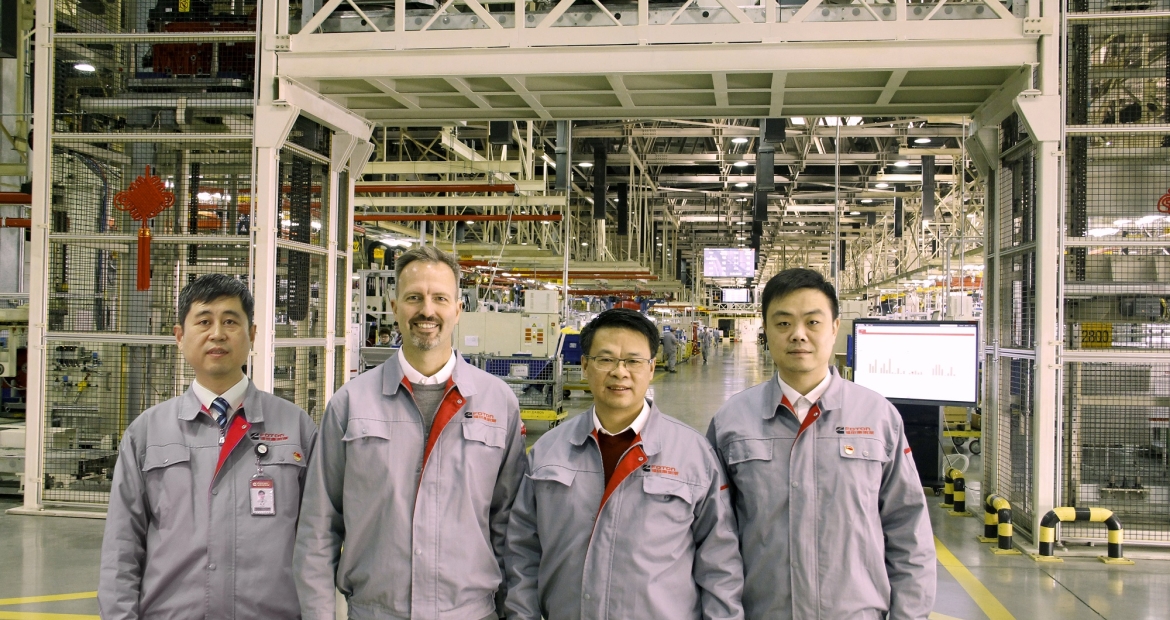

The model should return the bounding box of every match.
[354,195,568,207]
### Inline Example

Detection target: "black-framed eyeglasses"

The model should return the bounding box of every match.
[584,356,653,372]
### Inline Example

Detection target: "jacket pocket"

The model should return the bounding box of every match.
[838,437,890,462]
[462,419,506,449]
[528,465,575,487]
[725,438,773,465]
[142,443,191,471]
[342,418,393,442]
[642,475,694,504]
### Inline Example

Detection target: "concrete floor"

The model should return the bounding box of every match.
[1,340,1167,619]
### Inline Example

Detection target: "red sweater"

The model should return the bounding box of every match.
[596,429,637,485]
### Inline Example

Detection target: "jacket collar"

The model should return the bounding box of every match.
[764,366,843,420]
[177,380,265,424]
[570,399,664,457]
[381,349,479,397]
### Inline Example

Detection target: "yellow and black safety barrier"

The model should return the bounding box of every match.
[1033,507,1135,565]
[941,468,968,515]
[977,494,1021,555]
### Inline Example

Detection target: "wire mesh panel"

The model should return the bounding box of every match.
[273,346,326,422]
[274,248,326,338]
[40,340,190,506]
[1065,16,1170,128]
[53,40,255,136]
[996,355,1036,536]
[56,0,259,34]
[278,148,330,249]
[334,346,346,394]
[1063,362,1170,543]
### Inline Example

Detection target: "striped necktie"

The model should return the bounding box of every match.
[211,397,231,432]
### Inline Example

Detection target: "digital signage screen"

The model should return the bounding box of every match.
[703,248,756,278]
[851,320,980,406]
[722,288,750,303]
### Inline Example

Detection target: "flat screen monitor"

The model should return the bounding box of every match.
[851,320,979,406]
[703,248,756,278]
[722,288,750,303]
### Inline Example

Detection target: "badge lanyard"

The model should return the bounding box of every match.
[250,443,276,517]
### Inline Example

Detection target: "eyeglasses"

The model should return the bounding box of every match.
[584,356,653,372]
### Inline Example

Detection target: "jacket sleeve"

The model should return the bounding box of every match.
[491,392,528,617]
[98,433,147,620]
[293,400,347,620]
[692,449,746,620]
[880,416,937,620]
[502,453,541,620]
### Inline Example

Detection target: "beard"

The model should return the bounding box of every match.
[408,317,443,351]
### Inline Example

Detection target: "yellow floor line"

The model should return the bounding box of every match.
[935,536,1016,620]
[0,593,96,607]
[0,608,98,612]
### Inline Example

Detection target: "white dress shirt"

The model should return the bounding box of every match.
[191,375,249,416]
[593,399,651,436]
[398,348,457,385]
[777,370,833,424]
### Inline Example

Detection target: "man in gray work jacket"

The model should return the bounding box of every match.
[707,268,936,619]
[295,245,526,620]
[506,309,743,620]
[99,274,317,619]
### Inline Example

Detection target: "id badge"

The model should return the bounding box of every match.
[250,476,276,516]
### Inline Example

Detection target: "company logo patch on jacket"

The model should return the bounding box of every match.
[649,465,679,476]
[467,411,497,424]
[835,426,875,435]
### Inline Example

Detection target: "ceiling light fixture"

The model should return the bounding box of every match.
[893,161,911,168]
[875,182,889,188]
[731,137,749,144]
[914,137,931,144]
[579,161,593,168]
[861,199,873,204]
[849,211,861,216]
[733,160,750,168]
[735,182,749,188]
[74,63,96,73]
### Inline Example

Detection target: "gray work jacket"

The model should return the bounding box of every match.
[99,381,317,619]
[706,368,936,620]
[663,333,678,354]
[294,352,526,620]
[505,402,744,620]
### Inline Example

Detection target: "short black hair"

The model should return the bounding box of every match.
[580,308,660,358]
[177,274,255,327]
[760,268,839,320]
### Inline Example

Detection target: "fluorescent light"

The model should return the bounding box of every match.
[790,117,806,125]
[787,205,836,213]
[914,137,931,144]
[581,242,589,246]
[679,215,721,223]
[731,137,749,144]
[893,161,911,168]
[1087,227,1120,237]
[735,182,749,188]
[579,161,593,168]
[733,160,750,168]
[74,63,96,73]
[874,182,889,189]
[861,199,873,204]
[737,221,748,225]
[849,211,861,216]
[736,198,748,202]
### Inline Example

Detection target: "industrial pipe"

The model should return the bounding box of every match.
[0,217,30,228]
[0,193,32,205]
[356,213,559,222]
[355,183,516,193]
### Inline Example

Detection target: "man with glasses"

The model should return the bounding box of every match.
[505,309,743,620]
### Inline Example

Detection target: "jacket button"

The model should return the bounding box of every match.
[583,594,590,600]
[457,399,463,405]
[207,563,216,570]
[415,549,422,555]
[638,457,644,462]
[864,451,870,457]
[212,490,218,495]
[791,481,799,488]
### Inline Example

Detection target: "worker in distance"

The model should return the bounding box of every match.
[295,245,527,620]
[505,308,744,620]
[99,274,318,619]
[707,268,936,619]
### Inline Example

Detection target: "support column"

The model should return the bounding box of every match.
[18,0,54,512]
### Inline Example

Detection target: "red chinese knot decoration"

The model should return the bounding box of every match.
[1158,189,1170,215]
[114,166,175,290]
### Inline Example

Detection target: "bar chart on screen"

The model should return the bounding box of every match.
[852,321,980,406]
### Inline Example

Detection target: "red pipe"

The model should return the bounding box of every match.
[356,214,560,222]
[0,217,30,228]
[355,183,515,193]
[0,193,32,205]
